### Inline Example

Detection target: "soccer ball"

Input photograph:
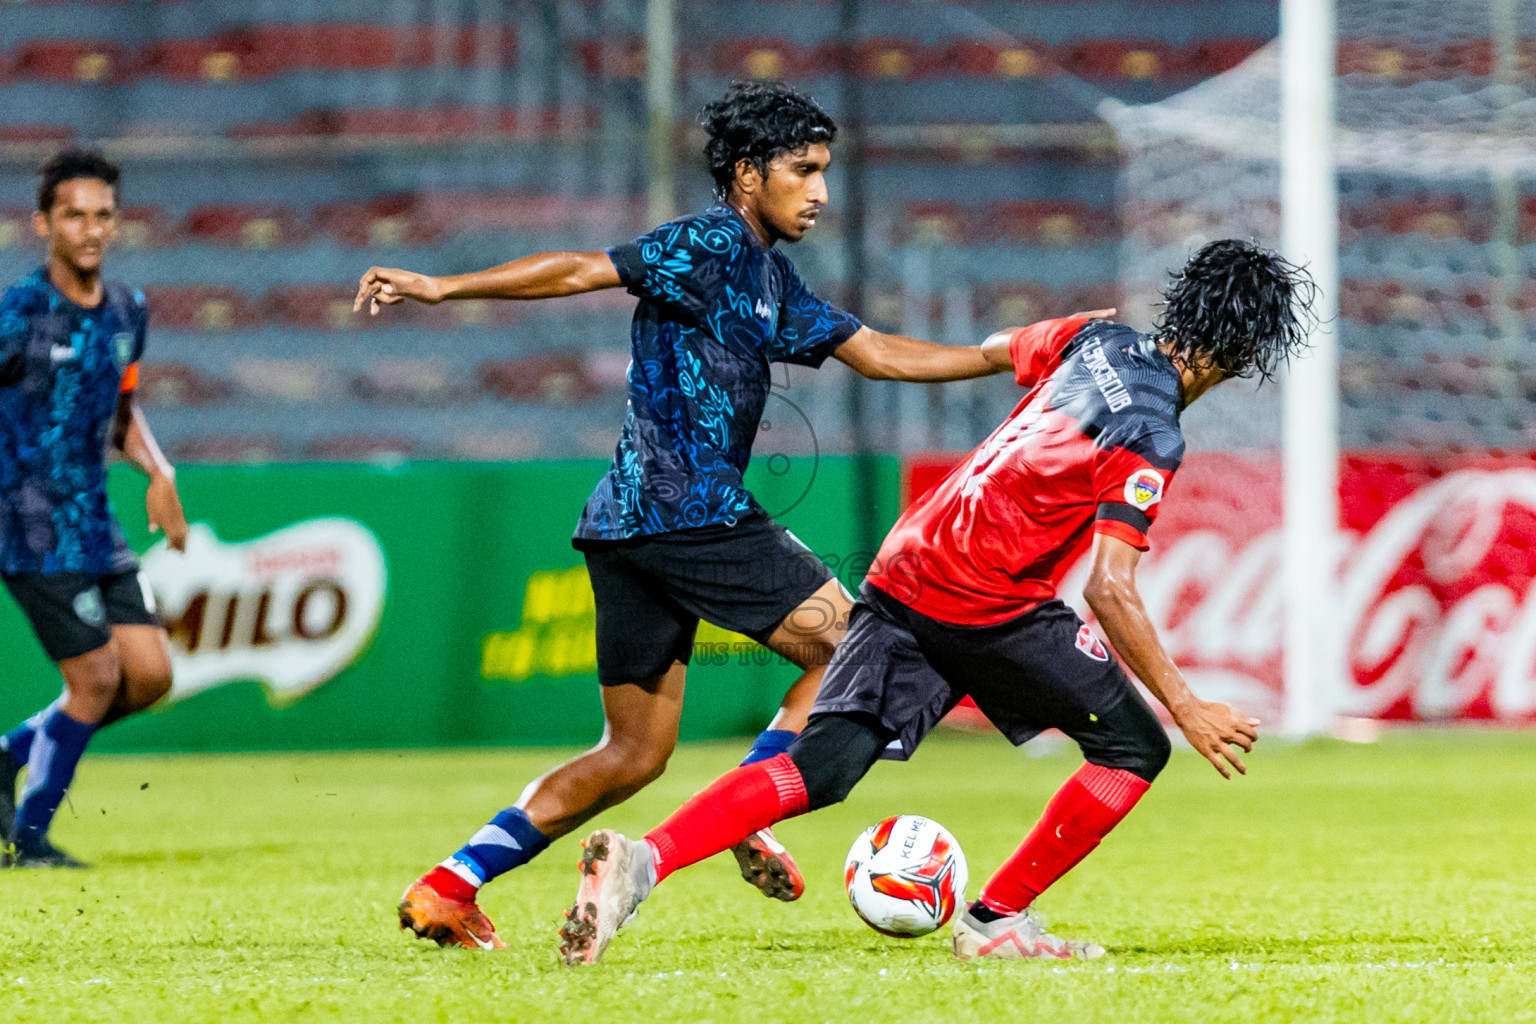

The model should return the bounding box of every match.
[843,815,968,937]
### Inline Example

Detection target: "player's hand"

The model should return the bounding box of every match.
[1068,308,1117,320]
[1173,699,1259,779]
[353,267,444,315]
[146,473,189,553]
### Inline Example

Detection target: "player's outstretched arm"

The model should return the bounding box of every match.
[114,396,188,552]
[353,251,623,315]
[833,326,998,382]
[1082,532,1258,778]
[978,308,1119,371]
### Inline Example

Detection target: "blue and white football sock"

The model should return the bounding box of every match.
[740,728,798,766]
[11,706,96,851]
[0,699,60,765]
[439,807,552,890]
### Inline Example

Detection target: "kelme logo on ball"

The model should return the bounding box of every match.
[141,518,387,707]
[1124,468,1164,511]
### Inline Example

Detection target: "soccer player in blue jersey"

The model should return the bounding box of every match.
[356,80,1105,949]
[0,149,189,868]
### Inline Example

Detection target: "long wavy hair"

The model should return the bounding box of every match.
[1153,239,1319,382]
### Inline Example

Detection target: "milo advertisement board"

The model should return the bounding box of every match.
[0,458,899,752]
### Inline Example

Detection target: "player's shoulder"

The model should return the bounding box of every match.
[1103,413,1184,471]
[1,267,51,316]
[102,280,148,319]
[1099,394,1185,471]
[647,205,748,250]
[1073,318,1144,357]
[1081,324,1186,468]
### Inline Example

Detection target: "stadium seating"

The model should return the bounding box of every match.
[0,0,1528,459]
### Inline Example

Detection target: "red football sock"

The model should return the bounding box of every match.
[422,864,478,902]
[980,762,1151,915]
[644,753,809,883]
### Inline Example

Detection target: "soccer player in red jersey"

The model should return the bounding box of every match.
[557,239,1317,965]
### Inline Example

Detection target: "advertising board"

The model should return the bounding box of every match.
[0,457,899,751]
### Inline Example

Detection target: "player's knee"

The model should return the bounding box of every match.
[789,714,888,811]
[1133,722,1173,782]
[124,658,174,707]
[138,669,173,708]
[1078,693,1171,784]
[797,759,863,811]
[629,752,670,790]
[790,637,838,671]
[67,661,121,707]
[600,739,673,796]
[1089,712,1170,783]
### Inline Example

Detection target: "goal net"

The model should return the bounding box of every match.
[1103,0,1536,725]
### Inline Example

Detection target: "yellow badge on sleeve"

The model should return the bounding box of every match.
[1123,468,1164,511]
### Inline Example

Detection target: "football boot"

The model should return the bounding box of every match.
[952,904,1104,961]
[398,877,507,950]
[559,829,653,966]
[3,835,87,869]
[731,827,805,901]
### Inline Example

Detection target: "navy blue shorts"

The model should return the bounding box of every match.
[576,514,836,685]
[812,583,1136,759]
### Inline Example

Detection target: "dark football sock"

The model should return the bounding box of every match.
[740,728,798,766]
[12,707,96,850]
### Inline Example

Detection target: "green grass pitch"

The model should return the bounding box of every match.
[2,730,1534,1023]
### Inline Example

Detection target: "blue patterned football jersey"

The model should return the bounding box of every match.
[0,267,147,574]
[574,206,862,540]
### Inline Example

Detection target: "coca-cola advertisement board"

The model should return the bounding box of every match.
[907,451,1536,724]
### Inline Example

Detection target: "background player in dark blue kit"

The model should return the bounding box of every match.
[0,150,189,868]
[355,80,1106,949]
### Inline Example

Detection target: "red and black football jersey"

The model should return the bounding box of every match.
[869,317,1185,626]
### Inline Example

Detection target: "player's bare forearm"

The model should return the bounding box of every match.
[1083,532,1258,777]
[353,251,621,314]
[833,327,999,382]
[1084,564,1195,718]
[117,400,188,552]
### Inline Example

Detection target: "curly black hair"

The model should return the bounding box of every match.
[1153,239,1318,383]
[37,148,120,213]
[700,80,837,199]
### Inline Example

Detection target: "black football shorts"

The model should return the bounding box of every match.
[3,570,161,662]
[576,513,837,685]
[811,582,1138,760]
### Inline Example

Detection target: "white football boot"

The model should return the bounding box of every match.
[559,829,655,966]
[952,905,1105,961]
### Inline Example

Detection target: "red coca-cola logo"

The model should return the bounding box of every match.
[908,452,1536,723]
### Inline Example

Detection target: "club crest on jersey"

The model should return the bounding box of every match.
[111,332,135,370]
[1075,625,1109,661]
[1123,468,1164,511]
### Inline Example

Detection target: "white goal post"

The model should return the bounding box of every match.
[1280,0,1343,738]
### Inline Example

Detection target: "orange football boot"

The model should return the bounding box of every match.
[398,877,507,950]
[731,827,805,901]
